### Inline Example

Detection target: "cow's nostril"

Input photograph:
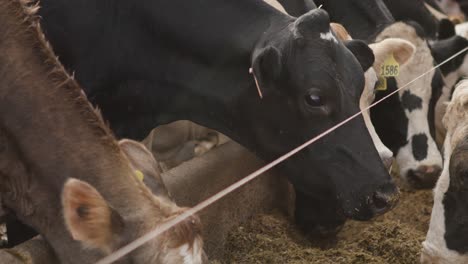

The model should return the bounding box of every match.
[372,191,390,212]
[371,189,399,216]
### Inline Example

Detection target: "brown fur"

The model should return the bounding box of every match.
[119,139,171,199]
[62,179,122,252]
[0,0,204,262]
[330,23,352,41]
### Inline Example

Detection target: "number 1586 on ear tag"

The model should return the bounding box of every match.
[380,53,400,77]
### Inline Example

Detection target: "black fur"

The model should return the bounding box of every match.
[430,35,468,76]
[35,0,395,240]
[401,90,423,112]
[371,78,409,154]
[412,134,429,161]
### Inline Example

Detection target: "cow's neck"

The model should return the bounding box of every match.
[153,70,267,152]
[141,0,289,60]
[0,1,157,262]
[107,0,293,150]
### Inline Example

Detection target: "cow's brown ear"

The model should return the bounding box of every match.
[62,178,124,253]
[119,139,170,199]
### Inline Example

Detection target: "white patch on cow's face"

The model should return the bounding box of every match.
[362,68,394,163]
[320,31,338,43]
[423,81,468,263]
[181,238,204,264]
[376,23,443,182]
[160,238,204,264]
[456,22,468,38]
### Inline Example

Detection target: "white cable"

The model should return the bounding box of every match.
[95,46,468,264]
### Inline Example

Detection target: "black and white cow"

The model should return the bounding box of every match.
[422,79,468,264]
[35,0,397,238]
[431,31,468,146]
[382,0,468,163]
[281,0,444,188]
[371,22,445,188]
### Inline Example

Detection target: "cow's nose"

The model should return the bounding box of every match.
[407,165,442,189]
[370,187,399,216]
[382,156,394,171]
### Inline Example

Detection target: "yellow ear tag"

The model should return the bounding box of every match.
[380,53,400,77]
[135,170,144,182]
[375,76,388,91]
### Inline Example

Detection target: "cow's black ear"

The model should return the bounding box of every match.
[251,45,282,95]
[294,9,330,37]
[345,40,375,72]
[438,19,456,40]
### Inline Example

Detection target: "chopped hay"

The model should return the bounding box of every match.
[221,170,433,263]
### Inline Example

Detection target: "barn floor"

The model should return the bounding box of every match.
[219,170,433,264]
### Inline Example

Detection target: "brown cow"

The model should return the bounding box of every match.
[0,0,204,263]
[143,121,228,171]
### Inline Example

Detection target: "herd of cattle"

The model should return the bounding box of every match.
[0,0,467,263]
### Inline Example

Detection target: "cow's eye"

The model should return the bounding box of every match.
[305,94,323,107]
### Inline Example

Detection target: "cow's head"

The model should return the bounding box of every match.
[371,22,444,189]
[246,9,398,235]
[430,20,468,89]
[422,80,468,264]
[62,140,206,264]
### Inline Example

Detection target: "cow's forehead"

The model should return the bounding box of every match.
[287,43,364,98]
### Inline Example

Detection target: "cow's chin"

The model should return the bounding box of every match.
[294,190,347,239]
